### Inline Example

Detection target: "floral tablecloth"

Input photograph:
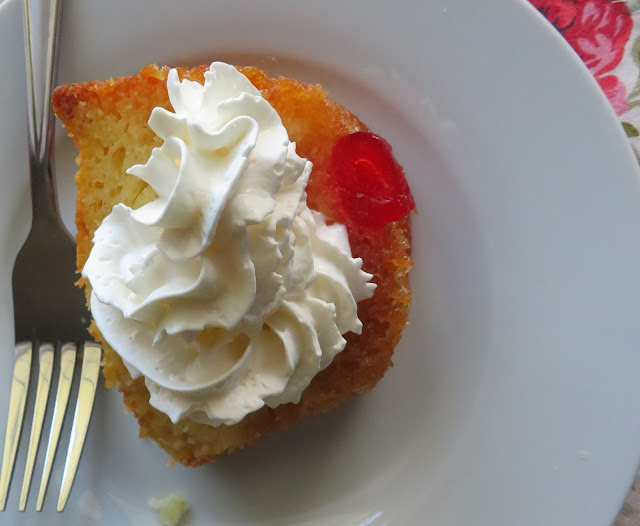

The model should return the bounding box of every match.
[531,1,640,524]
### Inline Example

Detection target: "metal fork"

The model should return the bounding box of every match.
[0,0,102,512]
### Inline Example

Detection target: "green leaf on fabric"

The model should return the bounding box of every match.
[634,33,640,68]
[625,35,640,103]
[623,122,639,137]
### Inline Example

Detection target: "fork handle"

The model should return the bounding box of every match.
[22,0,64,226]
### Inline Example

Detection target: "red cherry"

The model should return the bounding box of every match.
[329,131,415,232]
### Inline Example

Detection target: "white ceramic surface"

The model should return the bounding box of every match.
[1,0,640,524]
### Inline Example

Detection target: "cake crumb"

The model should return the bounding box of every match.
[149,493,188,526]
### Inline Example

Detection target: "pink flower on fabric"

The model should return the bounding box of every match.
[532,0,633,115]
[598,74,629,115]
[530,0,577,31]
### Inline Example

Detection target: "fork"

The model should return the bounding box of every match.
[0,0,102,512]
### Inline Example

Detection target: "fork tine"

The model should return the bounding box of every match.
[18,344,54,511]
[0,342,33,510]
[35,343,76,512]
[57,342,101,511]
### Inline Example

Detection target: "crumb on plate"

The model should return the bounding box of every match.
[149,493,188,526]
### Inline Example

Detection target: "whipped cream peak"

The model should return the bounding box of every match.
[128,64,289,261]
[84,62,375,426]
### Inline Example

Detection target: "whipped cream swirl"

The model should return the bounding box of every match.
[84,62,375,426]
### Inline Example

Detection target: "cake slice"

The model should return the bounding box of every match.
[52,64,413,466]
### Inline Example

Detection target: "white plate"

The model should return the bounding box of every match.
[1,0,640,524]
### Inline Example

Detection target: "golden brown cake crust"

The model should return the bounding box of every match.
[53,64,413,466]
